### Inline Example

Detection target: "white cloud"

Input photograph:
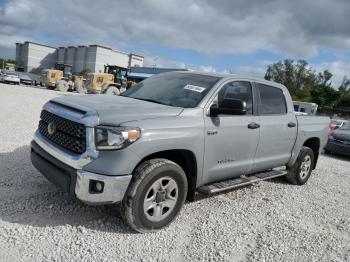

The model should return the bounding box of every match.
[198,65,216,72]
[313,61,350,87]
[228,61,273,78]
[0,0,350,58]
[140,57,350,89]
[143,54,186,69]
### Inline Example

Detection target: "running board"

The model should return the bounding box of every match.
[197,170,288,195]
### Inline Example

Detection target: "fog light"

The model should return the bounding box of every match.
[90,180,104,193]
[95,182,103,192]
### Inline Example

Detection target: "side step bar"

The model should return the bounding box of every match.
[197,170,288,195]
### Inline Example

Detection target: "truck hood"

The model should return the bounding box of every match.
[52,95,183,125]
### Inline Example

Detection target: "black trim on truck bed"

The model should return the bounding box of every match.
[31,140,77,195]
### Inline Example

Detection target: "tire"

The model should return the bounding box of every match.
[74,81,86,94]
[55,79,69,92]
[121,159,188,233]
[286,146,314,185]
[105,86,120,95]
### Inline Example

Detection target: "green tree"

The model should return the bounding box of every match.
[264,60,350,108]
[264,59,314,101]
[308,70,339,107]
[0,58,18,69]
[337,76,350,107]
[79,68,92,76]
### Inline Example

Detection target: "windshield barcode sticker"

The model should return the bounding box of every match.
[184,85,206,93]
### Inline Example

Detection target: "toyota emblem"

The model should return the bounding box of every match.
[47,121,57,135]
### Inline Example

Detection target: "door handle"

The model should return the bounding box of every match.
[248,122,260,129]
[288,122,296,128]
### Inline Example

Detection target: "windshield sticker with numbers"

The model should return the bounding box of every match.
[184,84,206,93]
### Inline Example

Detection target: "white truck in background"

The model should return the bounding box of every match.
[293,101,318,116]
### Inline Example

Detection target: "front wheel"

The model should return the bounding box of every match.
[55,79,69,92]
[104,86,120,95]
[121,159,188,233]
[286,146,314,185]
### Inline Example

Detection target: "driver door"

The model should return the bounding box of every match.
[202,81,260,185]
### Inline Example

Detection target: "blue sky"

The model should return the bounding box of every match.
[1,0,350,86]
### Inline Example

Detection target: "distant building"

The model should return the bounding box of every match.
[15,41,144,74]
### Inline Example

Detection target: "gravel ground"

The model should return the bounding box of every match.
[0,83,349,262]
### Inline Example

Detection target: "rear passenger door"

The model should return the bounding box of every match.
[252,83,297,172]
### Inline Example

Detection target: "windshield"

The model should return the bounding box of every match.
[340,122,350,130]
[6,72,17,76]
[121,72,221,108]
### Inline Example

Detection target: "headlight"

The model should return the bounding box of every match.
[95,126,141,150]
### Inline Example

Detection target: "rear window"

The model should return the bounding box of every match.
[256,83,287,115]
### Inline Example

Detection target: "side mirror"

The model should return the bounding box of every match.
[210,98,247,116]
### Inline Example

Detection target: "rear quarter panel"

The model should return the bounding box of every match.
[287,115,330,167]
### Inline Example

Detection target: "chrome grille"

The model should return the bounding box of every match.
[38,110,86,154]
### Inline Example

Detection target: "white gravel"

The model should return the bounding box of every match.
[0,83,350,262]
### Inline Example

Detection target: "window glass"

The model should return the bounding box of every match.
[218,81,253,114]
[122,72,221,108]
[256,83,287,115]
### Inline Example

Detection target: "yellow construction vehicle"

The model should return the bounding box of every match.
[83,65,129,95]
[40,69,64,89]
[40,64,85,93]
[84,73,126,95]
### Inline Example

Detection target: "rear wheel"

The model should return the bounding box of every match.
[286,146,314,185]
[105,86,120,95]
[74,81,86,94]
[121,159,188,233]
[55,79,69,92]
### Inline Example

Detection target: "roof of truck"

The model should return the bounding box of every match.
[172,70,287,89]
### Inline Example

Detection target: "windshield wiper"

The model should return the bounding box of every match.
[131,97,167,105]
[124,96,177,107]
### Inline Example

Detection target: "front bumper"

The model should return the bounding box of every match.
[325,140,350,157]
[4,79,20,84]
[31,140,132,205]
[20,80,33,85]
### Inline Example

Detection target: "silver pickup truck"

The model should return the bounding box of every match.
[31,71,329,232]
